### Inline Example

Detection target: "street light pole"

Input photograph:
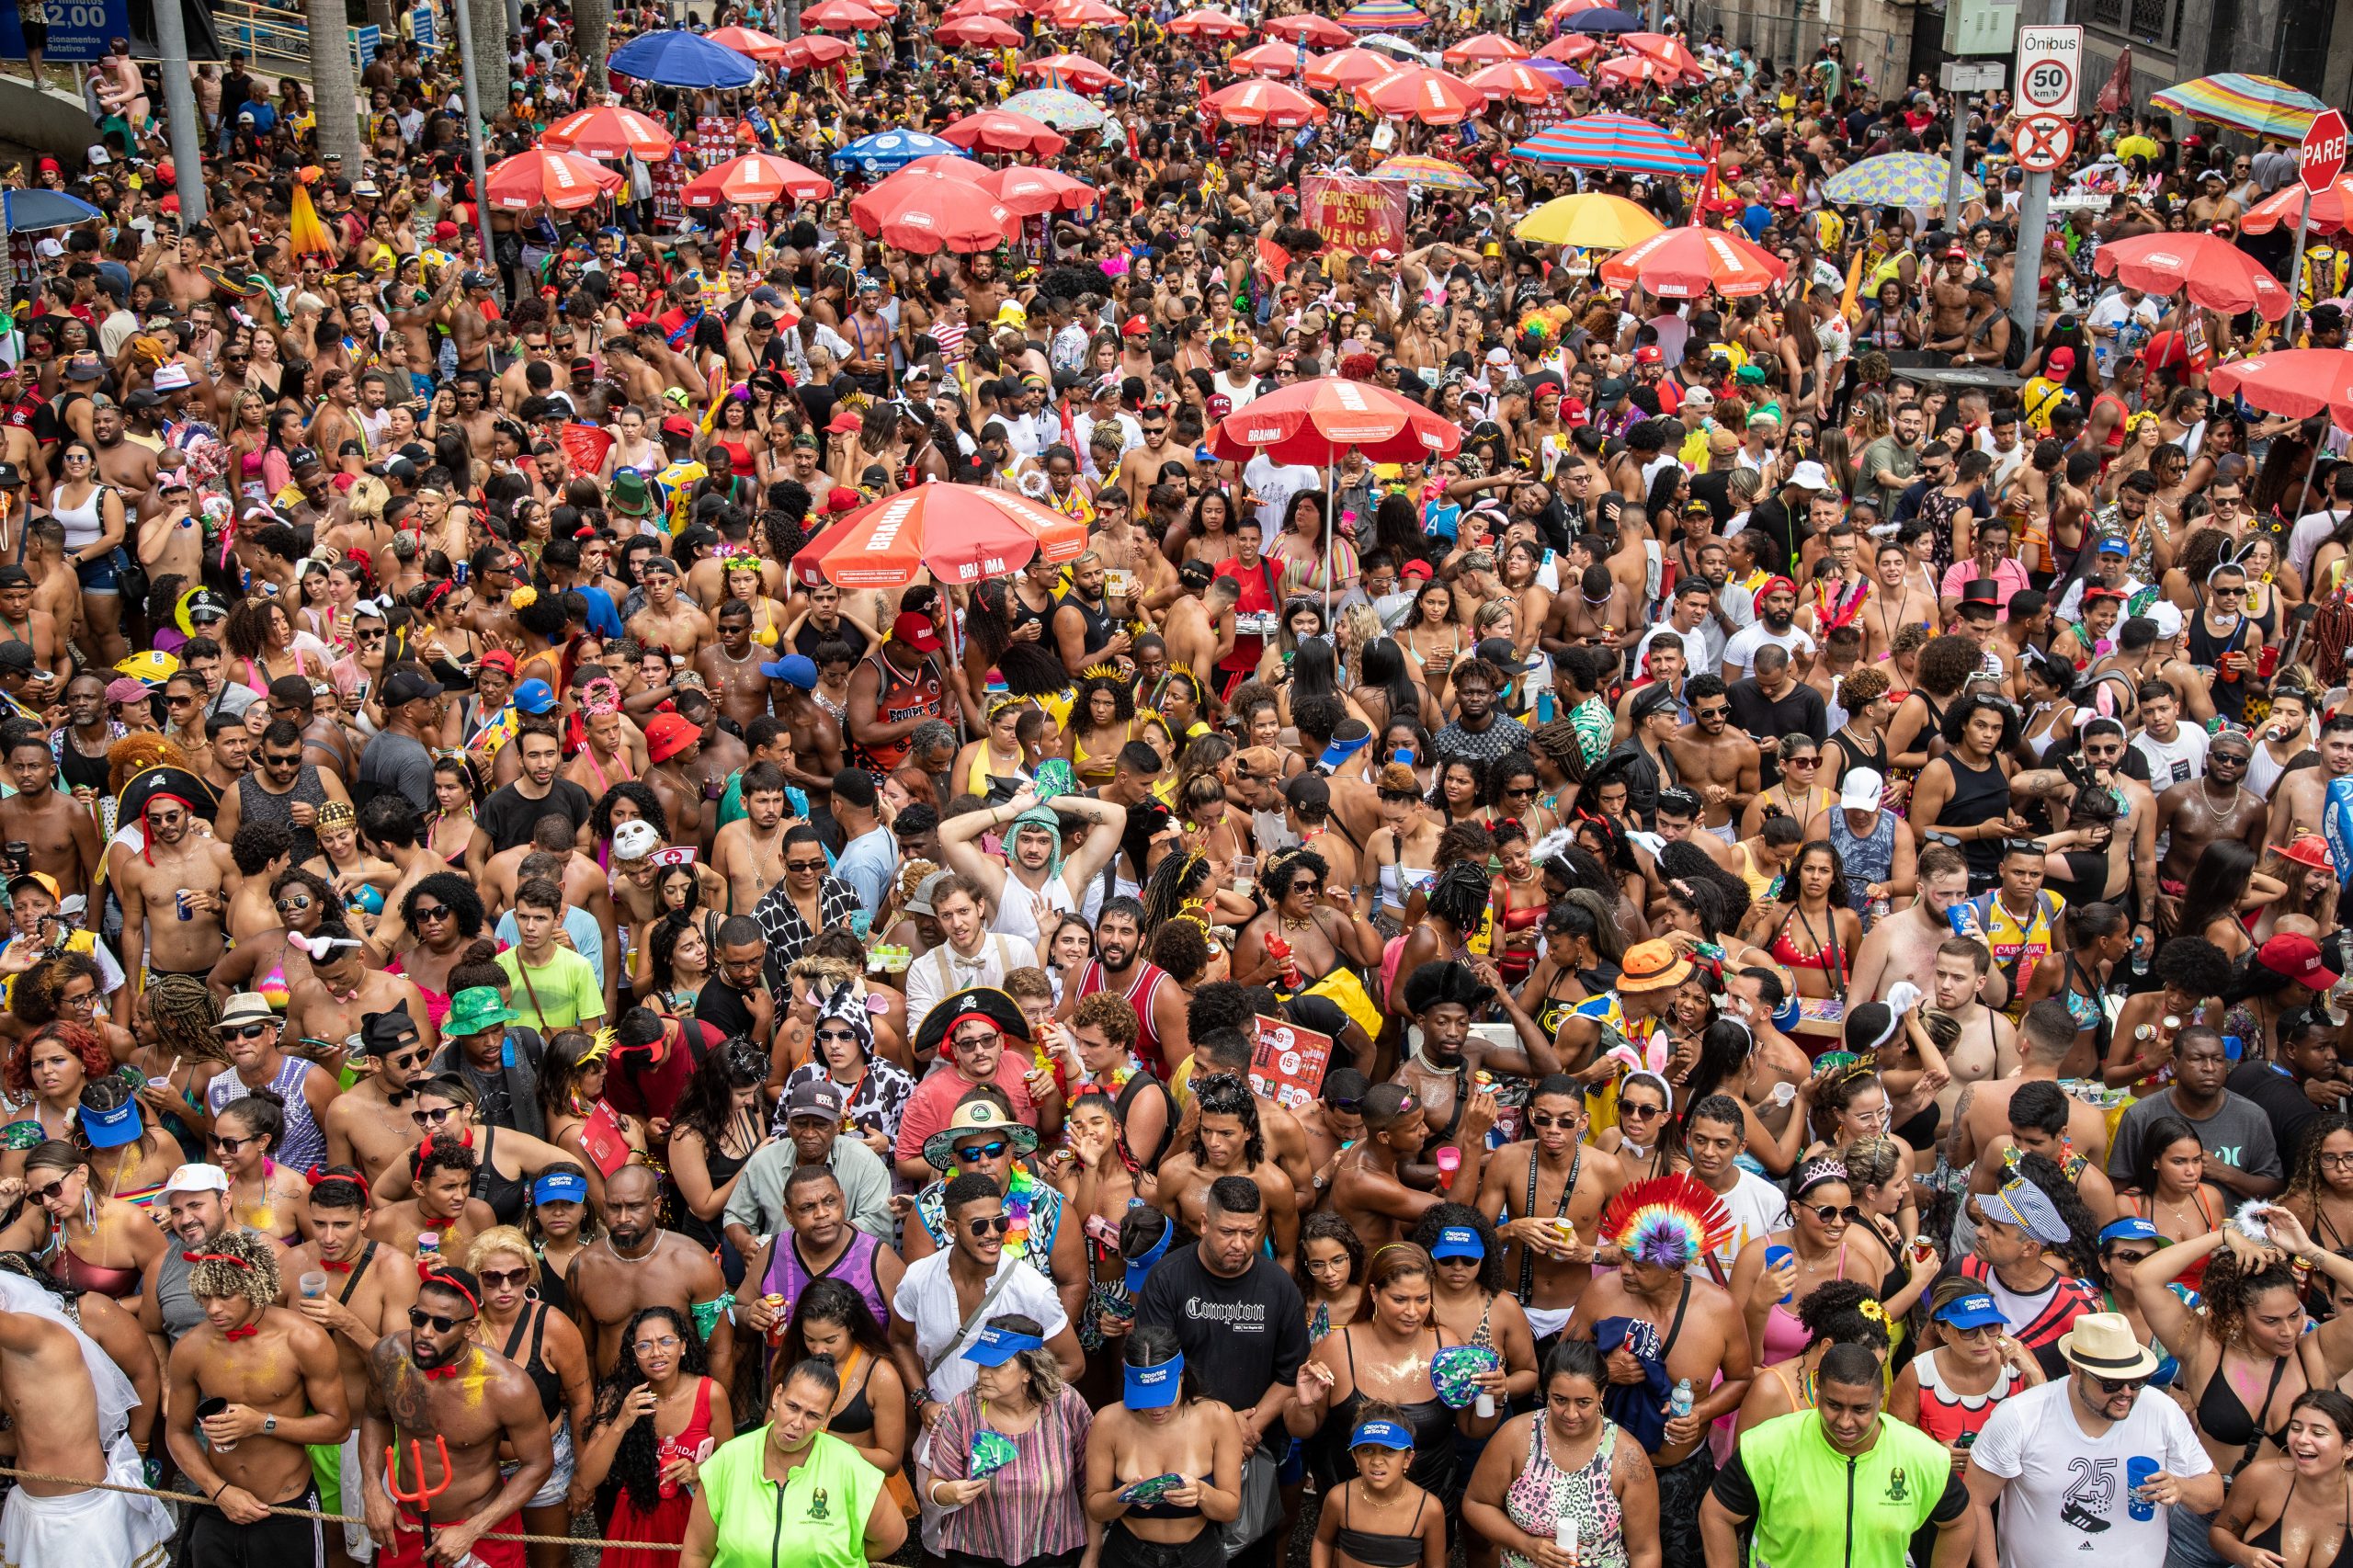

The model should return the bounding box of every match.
[153,0,206,223]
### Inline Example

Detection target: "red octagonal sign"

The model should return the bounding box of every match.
[2303,108,2348,196]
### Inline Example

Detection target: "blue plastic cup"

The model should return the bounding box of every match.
[1765,1244,1794,1304]
[2127,1456,2158,1521]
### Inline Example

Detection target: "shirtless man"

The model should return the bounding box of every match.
[23,522,80,655]
[1565,1229,1754,1563]
[2270,713,2353,849]
[1848,845,2006,1007]
[1149,1069,1301,1269]
[624,556,708,665]
[1332,1081,1495,1247]
[699,601,776,733]
[1161,567,1235,681]
[324,1008,436,1183]
[1862,540,1938,666]
[769,674,847,808]
[642,715,710,855]
[119,786,237,986]
[1474,1074,1610,1343]
[1927,937,2018,1124]
[0,1299,172,1566]
[89,403,157,513]
[1545,562,1632,653]
[562,703,641,798]
[1947,997,2114,1175]
[286,926,436,1066]
[710,766,794,916]
[367,1132,497,1258]
[565,1164,735,1386]
[2154,727,2264,932]
[359,1265,553,1568]
[1922,246,1976,355]
[164,1231,352,1568]
[0,567,65,687]
[1663,675,1760,843]
[286,1162,420,1559]
[0,731,101,906]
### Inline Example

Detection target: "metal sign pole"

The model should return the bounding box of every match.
[1945,87,1971,225]
[450,0,504,309]
[2288,187,2313,346]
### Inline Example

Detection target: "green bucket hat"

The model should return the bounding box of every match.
[445,986,514,1037]
[608,470,656,517]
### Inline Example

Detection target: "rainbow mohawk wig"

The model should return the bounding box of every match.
[1600,1173,1733,1270]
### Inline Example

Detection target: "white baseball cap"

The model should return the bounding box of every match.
[1839,767,1885,812]
[2145,601,2185,640]
[165,1163,230,1195]
[1788,460,1832,492]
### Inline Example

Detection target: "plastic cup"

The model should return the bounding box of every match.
[299,1271,328,1300]
[1434,1145,1461,1176]
[195,1395,235,1452]
[1766,1244,1796,1304]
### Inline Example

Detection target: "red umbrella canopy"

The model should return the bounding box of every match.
[706,24,789,59]
[1169,6,1251,34]
[682,152,835,208]
[941,108,1069,155]
[943,0,1022,15]
[1208,375,1463,465]
[1265,11,1349,43]
[1043,0,1125,27]
[2207,348,2353,426]
[1018,51,1120,89]
[1536,33,1599,59]
[1305,46,1404,89]
[1443,31,1529,62]
[1598,225,1787,299]
[937,14,1023,43]
[777,32,855,65]
[483,149,625,210]
[2094,232,2290,321]
[1230,40,1303,74]
[1464,61,1563,104]
[1365,66,1488,124]
[1619,29,1700,74]
[849,167,1016,253]
[2242,176,2353,234]
[791,483,1090,588]
[540,105,676,160]
[1203,80,1326,125]
[987,164,1097,214]
[802,0,884,28]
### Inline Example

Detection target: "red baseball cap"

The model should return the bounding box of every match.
[478,650,517,676]
[1634,345,1662,364]
[826,487,862,513]
[1561,397,1589,427]
[2047,347,2075,374]
[892,610,943,653]
[826,410,862,435]
[660,414,697,439]
[2259,933,2340,991]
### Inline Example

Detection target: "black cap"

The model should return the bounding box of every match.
[0,566,30,590]
[0,642,37,671]
[1961,579,2002,607]
[0,464,23,489]
[380,668,447,707]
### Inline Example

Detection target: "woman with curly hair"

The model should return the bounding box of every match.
[1732,1278,1895,1439]
[1428,755,1485,829]
[2281,1113,2353,1266]
[1881,632,1980,818]
[1064,665,1139,790]
[644,911,716,1017]
[1822,665,1893,793]
[1,1018,124,1167]
[577,1302,732,1568]
[369,869,489,1022]
[1411,1201,1539,1409]
[666,1038,767,1266]
[2131,1205,2353,1490]
[588,778,669,862]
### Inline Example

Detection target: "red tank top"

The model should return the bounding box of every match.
[852,647,943,774]
[1077,957,1173,1079]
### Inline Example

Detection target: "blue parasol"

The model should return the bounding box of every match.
[831,130,972,176]
[1563,6,1640,30]
[1,188,102,233]
[608,29,763,88]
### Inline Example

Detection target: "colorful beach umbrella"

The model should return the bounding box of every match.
[1231,40,1304,74]
[706,24,789,60]
[1266,11,1349,44]
[831,130,971,175]
[1465,61,1564,103]
[1019,52,1120,90]
[1527,58,1587,88]
[1595,51,1687,85]
[540,105,676,160]
[606,28,763,87]
[1563,6,1640,30]
[1536,33,1600,59]
[1203,80,1326,126]
[1513,191,1665,248]
[1169,6,1252,35]
[1368,154,1487,193]
[2093,231,2291,320]
[1619,30,1700,74]
[1341,0,1430,30]
[2150,73,2325,140]
[1043,0,1126,27]
[1599,225,1787,298]
[943,0,1022,15]
[1822,152,1981,208]
[1511,111,1707,174]
[1364,66,1488,124]
[1001,87,1109,129]
[682,153,835,208]
[777,32,855,66]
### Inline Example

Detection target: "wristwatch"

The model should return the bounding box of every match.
[262,1415,278,1436]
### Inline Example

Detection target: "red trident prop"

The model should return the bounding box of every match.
[386,1435,454,1559]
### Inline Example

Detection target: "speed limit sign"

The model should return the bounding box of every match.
[2016,24,2083,117]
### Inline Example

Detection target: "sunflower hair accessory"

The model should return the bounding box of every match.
[1858,1297,1890,1325]
[509,585,539,610]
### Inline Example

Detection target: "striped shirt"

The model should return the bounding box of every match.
[927,1384,1093,1562]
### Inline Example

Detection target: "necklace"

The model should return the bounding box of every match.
[606,1233,659,1266]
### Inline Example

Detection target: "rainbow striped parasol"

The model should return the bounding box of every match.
[1510,110,1707,174]
[1368,154,1487,192]
[1341,0,1431,30]
[2149,73,2326,140]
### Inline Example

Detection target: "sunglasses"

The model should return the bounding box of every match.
[785,858,826,873]
[2091,1373,2151,1395]
[408,1307,473,1333]
[275,893,314,913]
[218,1023,271,1043]
[1618,1102,1665,1119]
[30,1175,70,1202]
[964,1213,1012,1233]
[1801,1201,1865,1225]
[814,1028,861,1045]
[476,1267,530,1290]
[1526,1111,1576,1130]
[210,1131,261,1153]
[954,1141,1010,1164]
[1784,756,1821,768]
[411,1106,459,1127]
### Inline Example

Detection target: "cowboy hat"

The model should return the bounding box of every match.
[922,1094,1040,1171]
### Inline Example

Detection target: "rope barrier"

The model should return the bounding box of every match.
[0,1462,687,1551]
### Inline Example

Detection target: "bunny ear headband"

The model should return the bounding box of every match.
[288,931,361,957]
[2073,682,2120,731]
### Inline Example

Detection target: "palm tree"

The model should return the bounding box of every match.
[576,0,613,76]
[306,0,366,170]
[464,0,510,121]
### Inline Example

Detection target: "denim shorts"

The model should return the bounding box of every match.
[75,551,117,594]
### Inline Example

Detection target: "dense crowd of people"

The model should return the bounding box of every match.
[3,1,2353,1567]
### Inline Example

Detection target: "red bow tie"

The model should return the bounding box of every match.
[320,1258,354,1273]
[423,1363,462,1381]
[223,1324,258,1341]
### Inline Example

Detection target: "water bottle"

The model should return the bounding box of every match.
[2131,933,2151,978]
[1668,1378,1694,1421]
[2126,1455,2159,1521]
